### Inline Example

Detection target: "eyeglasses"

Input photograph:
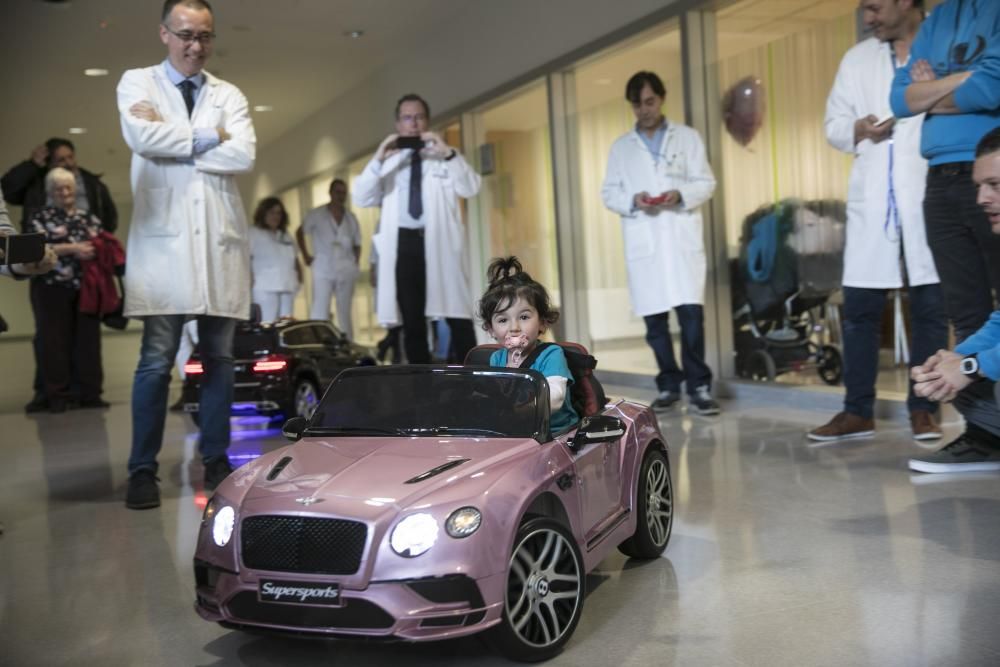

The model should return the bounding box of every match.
[162,24,216,44]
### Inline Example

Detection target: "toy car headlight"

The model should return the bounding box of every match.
[212,506,236,547]
[446,507,482,538]
[390,513,438,557]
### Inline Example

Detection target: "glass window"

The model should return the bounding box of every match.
[568,23,686,373]
[348,151,381,345]
[313,323,341,346]
[277,186,307,320]
[708,0,860,388]
[282,324,318,347]
[469,82,559,304]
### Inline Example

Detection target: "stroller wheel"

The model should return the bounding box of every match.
[817,345,843,385]
[747,350,776,382]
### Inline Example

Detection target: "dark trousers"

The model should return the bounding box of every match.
[924,166,1000,342]
[32,282,103,403]
[842,284,947,419]
[954,380,1000,442]
[643,304,712,395]
[395,228,476,364]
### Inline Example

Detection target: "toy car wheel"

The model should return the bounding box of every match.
[293,378,320,420]
[817,344,842,385]
[486,517,584,662]
[748,349,776,382]
[618,448,672,559]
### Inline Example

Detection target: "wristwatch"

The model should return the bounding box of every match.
[960,354,983,379]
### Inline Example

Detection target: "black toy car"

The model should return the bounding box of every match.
[182,319,376,423]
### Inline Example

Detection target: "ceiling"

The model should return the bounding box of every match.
[0,0,473,205]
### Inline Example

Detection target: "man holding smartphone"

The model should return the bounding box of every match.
[811,0,946,443]
[600,71,719,416]
[353,94,481,364]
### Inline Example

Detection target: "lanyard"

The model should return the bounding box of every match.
[884,45,902,242]
[884,138,901,242]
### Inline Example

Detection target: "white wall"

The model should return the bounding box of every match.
[247,0,681,199]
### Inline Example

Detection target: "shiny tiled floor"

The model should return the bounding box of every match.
[2,334,1000,666]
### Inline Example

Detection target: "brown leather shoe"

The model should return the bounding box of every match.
[808,411,875,442]
[910,410,942,441]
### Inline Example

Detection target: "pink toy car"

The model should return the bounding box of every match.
[194,362,673,662]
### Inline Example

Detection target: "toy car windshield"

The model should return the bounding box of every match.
[307,366,549,440]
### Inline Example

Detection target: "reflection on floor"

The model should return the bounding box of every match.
[2,337,1000,666]
[595,338,911,397]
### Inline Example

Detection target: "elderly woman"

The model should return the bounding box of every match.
[30,167,105,412]
[249,197,301,322]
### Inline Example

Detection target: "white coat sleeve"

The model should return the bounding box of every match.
[677,132,716,212]
[824,55,860,155]
[601,145,635,217]
[117,70,194,159]
[547,376,568,413]
[444,154,482,199]
[352,157,385,208]
[195,88,256,175]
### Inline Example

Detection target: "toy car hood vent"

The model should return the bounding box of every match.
[266,456,294,481]
[404,458,470,484]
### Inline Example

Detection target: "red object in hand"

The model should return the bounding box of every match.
[644,194,668,205]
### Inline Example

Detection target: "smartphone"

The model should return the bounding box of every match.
[2,232,45,265]
[396,136,425,150]
[875,114,894,127]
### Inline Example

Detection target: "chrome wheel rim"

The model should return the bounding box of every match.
[645,458,672,547]
[294,382,318,419]
[505,527,581,648]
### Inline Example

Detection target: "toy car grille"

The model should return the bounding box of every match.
[226,591,394,629]
[240,516,368,575]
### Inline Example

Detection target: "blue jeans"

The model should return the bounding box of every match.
[128,315,236,475]
[644,305,712,395]
[842,284,947,419]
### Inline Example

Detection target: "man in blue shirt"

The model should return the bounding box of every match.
[890,0,1000,341]
[909,128,1000,473]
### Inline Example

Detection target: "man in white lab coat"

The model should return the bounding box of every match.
[353,94,481,364]
[810,0,947,443]
[296,178,361,339]
[117,0,256,509]
[601,71,719,415]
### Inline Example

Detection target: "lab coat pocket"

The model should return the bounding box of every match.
[622,217,655,261]
[134,187,178,237]
[219,192,247,244]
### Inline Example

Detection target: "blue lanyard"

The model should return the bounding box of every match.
[884,46,901,242]
[884,137,901,242]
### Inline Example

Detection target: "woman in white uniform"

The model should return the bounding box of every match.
[249,197,300,322]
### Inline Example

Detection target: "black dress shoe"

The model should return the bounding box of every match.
[204,457,234,491]
[24,395,48,413]
[48,398,68,414]
[125,470,161,509]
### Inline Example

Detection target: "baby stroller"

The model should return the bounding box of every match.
[732,198,846,384]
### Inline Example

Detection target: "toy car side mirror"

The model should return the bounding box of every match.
[569,415,625,452]
[282,416,309,442]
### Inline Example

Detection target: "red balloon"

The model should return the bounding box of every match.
[723,77,766,147]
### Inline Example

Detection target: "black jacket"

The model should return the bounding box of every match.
[0,160,118,234]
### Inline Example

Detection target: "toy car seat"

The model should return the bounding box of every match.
[464,342,608,418]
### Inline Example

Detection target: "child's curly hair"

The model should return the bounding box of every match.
[478,256,560,330]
